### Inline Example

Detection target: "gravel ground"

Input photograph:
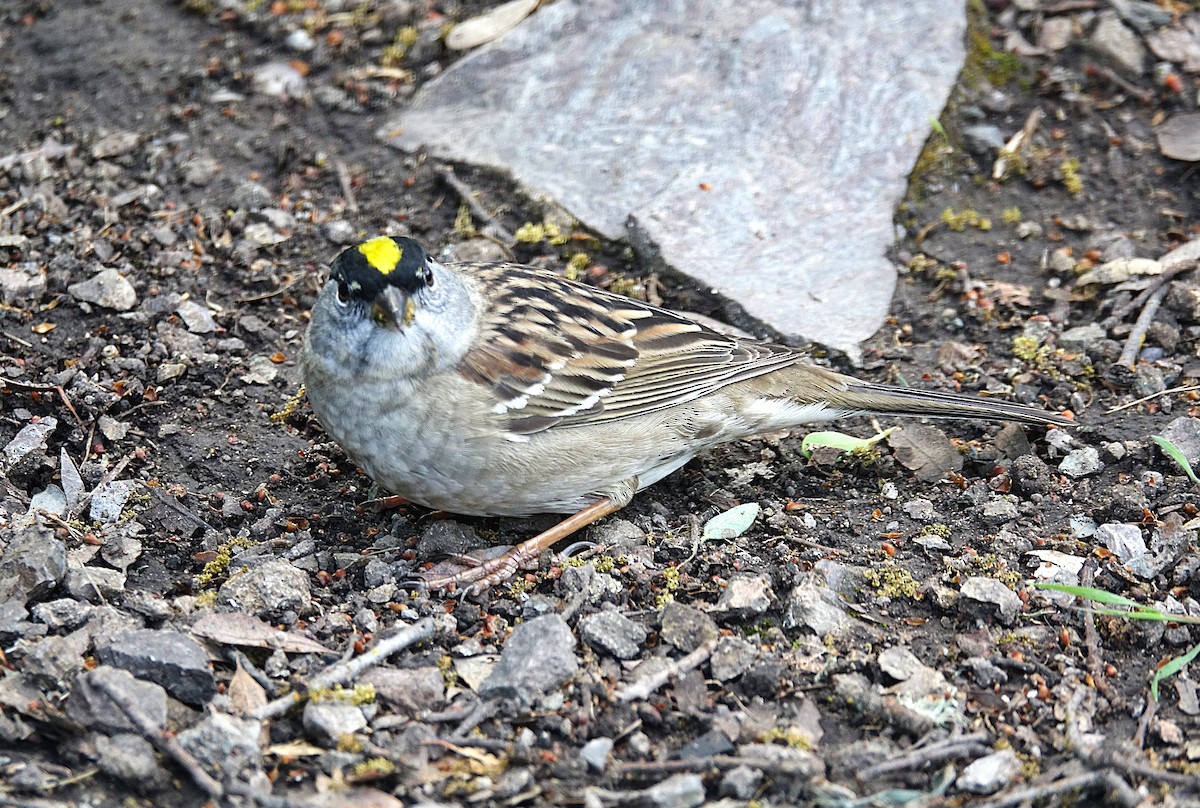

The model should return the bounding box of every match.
[1,1,1200,806]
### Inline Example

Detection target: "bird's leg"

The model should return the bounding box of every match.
[420,478,638,595]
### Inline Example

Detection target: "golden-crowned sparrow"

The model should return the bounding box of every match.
[301,236,1071,592]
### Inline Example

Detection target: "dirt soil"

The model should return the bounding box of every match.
[1,1,1199,806]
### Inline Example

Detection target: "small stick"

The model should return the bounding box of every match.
[1106,383,1200,415]
[1117,282,1169,369]
[90,674,224,799]
[1101,258,1196,330]
[616,638,716,702]
[433,163,515,244]
[857,732,991,779]
[978,771,1138,808]
[1079,559,1118,704]
[335,160,359,213]
[0,376,83,427]
[253,617,439,720]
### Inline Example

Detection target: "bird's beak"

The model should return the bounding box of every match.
[373,286,417,330]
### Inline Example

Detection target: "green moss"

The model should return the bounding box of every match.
[353,757,397,779]
[760,726,814,749]
[940,207,992,232]
[514,220,569,245]
[655,566,680,608]
[564,252,590,281]
[453,203,476,239]
[907,254,939,273]
[1059,157,1083,195]
[1011,335,1046,363]
[1001,206,1022,223]
[195,536,257,587]
[309,683,376,705]
[918,523,951,540]
[864,563,922,600]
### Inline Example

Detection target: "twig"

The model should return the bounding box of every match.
[1101,258,1196,329]
[1092,64,1154,105]
[335,160,359,213]
[616,638,717,702]
[1094,747,1200,791]
[0,376,84,427]
[147,485,217,533]
[67,451,136,520]
[433,163,515,244]
[612,752,817,777]
[1106,384,1200,415]
[857,732,991,779]
[1079,559,1118,704]
[978,770,1138,808]
[1132,691,1157,750]
[237,276,305,304]
[1117,281,1169,369]
[253,617,439,720]
[91,674,224,799]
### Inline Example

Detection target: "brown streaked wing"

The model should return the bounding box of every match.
[453,262,802,434]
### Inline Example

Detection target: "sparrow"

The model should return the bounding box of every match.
[300,236,1071,593]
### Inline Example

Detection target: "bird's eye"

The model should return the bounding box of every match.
[335,281,350,304]
[423,269,435,288]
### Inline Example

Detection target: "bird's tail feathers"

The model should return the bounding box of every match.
[834,382,1072,427]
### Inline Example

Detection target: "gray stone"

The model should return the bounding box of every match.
[902,498,937,521]
[712,574,773,618]
[1059,447,1103,478]
[479,614,578,708]
[980,496,1018,524]
[64,566,126,602]
[218,558,311,620]
[67,268,137,311]
[94,629,216,707]
[303,701,367,747]
[20,628,89,687]
[961,124,1005,154]
[1089,11,1146,76]
[959,577,1022,626]
[0,265,47,304]
[176,713,262,779]
[385,0,967,352]
[176,300,218,334]
[1098,523,1147,563]
[28,598,91,631]
[1058,323,1107,349]
[359,666,445,716]
[784,576,861,638]
[579,610,647,660]
[1158,114,1200,162]
[958,749,1021,795]
[641,773,705,808]
[68,667,167,734]
[1158,417,1200,466]
[94,732,167,789]
[710,635,758,681]
[2,418,57,478]
[580,736,613,772]
[720,764,763,799]
[0,522,66,601]
[660,601,718,652]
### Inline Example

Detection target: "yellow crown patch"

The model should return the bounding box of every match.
[358,237,402,275]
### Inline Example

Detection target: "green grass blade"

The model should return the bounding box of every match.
[1034,582,1141,608]
[1152,642,1200,700]
[1151,435,1200,484]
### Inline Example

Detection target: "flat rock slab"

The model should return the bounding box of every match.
[384,0,965,351]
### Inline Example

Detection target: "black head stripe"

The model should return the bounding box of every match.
[330,236,432,300]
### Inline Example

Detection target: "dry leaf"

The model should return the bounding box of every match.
[445,0,538,50]
[191,611,332,654]
[888,425,962,482]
